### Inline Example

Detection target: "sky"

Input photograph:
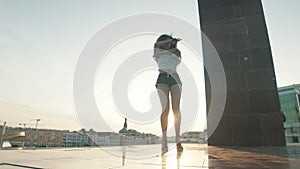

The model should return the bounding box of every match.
[0,0,299,135]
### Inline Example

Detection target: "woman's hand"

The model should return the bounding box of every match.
[172,38,181,42]
[155,37,181,48]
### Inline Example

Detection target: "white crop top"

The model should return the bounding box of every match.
[155,53,180,72]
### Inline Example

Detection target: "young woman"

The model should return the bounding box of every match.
[153,34,183,153]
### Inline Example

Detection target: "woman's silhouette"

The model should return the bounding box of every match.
[153,34,183,153]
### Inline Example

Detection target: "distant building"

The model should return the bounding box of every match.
[33,130,63,147]
[181,130,207,143]
[278,84,300,143]
[87,130,158,146]
[62,132,86,147]
[4,127,64,147]
[1,118,159,148]
[117,118,159,145]
[119,118,128,135]
[87,131,119,146]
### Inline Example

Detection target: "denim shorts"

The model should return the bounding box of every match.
[155,72,182,88]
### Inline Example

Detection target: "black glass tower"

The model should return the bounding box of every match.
[198,0,286,146]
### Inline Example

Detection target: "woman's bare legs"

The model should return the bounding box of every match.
[157,85,170,152]
[170,85,182,143]
[170,85,183,151]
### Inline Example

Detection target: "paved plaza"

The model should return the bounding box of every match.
[1,144,300,168]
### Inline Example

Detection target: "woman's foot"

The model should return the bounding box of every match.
[161,138,168,154]
[162,144,168,154]
[176,143,183,152]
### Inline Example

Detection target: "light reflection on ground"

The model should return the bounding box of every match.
[1,144,300,168]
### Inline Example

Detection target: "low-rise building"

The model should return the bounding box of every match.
[278,84,300,143]
[62,132,86,147]
[181,130,207,143]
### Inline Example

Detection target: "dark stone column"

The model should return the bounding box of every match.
[198,0,286,146]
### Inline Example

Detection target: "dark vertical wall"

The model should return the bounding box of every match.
[198,0,286,146]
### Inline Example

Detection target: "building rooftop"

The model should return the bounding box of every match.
[1,144,300,168]
[278,84,300,92]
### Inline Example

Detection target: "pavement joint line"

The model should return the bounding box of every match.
[0,163,43,169]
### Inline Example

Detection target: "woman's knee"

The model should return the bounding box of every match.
[161,105,169,117]
[159,101,169,114]
[162,108,169,116]
[172,106,180,114]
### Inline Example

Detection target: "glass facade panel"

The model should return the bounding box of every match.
[279,84,300,143]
